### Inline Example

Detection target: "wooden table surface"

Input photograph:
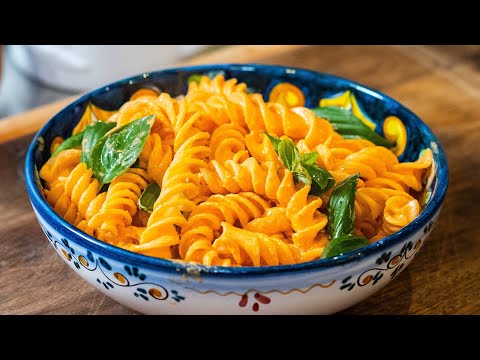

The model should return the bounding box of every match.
[1,45,479,315]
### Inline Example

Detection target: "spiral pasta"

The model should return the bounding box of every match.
[213,222,302,266]
[244,207,292,237]
[179,192,271,265]
[64,163,103,224]
[88,169,150,242]
[227,92,330,149]
[125,114,211,258]
[40,149,82,189]
[286,186,329,261]
[186,75,247,102]
[39,74,434,267]
[245,132,281,166]
[209,123,249,163]
[200,158,297,206]
[45,181,81,225]
[337,147,432,192]
[139,133,173,185]
[40,149,83,224]
[369,196,421,242]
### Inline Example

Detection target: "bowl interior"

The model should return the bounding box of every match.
[26,63,448,274]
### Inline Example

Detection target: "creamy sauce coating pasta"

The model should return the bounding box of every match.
[40,75,433,266]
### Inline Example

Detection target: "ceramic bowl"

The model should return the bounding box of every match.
[25,64,448,314]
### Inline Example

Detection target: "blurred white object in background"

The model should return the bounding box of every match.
[0,45,209,117]
[8,45,207,92]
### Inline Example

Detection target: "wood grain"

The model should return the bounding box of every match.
[0,45,478,315]
[0,96,79,144]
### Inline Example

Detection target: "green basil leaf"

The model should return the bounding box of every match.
[91,115,154,184]
[265,132,281,153]
[293,165,311,185]
[321,234,369,259]
[265,133,335,196]
[326,173,360,239]
[292,140,300,159]
[81,121,116,168]
[309,182,324,197]
[188,74,203,85]
[138,182,161,213]
[303,163,335,196]
[300,152,318,165]
[278,138,298,171]
[51,131,84,157]
[312,106,395,148]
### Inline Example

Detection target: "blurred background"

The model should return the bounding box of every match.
[0,45,217,117]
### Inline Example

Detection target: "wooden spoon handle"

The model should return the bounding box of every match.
[0,96,79,143]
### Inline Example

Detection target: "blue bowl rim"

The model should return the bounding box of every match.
[25,63,449,278]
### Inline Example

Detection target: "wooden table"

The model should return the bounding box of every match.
[1,45,479,315]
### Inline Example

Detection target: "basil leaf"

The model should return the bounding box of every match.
[322,173,368,259]
[91,115,154,184]
[326,173,360,239]
[265,133,335,196]
[303,163,335,196]
[278,138,297,171]
[292,140,300,159]
[312,106,394,148]
[188,74,202,85]
[51,131,84,157]
[267,134,335,195]
[321,234,369,259]
[81,121,116,168]
[138,182,161,213]
[309,182,324,197]
[265,132,281,153]
[300,152,318,165]
[293,165,311,185]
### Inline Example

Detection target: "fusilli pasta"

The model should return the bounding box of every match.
[39,74,433,267]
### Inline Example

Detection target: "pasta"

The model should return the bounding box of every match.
[213,222,302,266]
[139,133,173,185]
[200,158,297,204]
[39,74,433,267]
[180,192,271,266]
[87,168,150,242]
